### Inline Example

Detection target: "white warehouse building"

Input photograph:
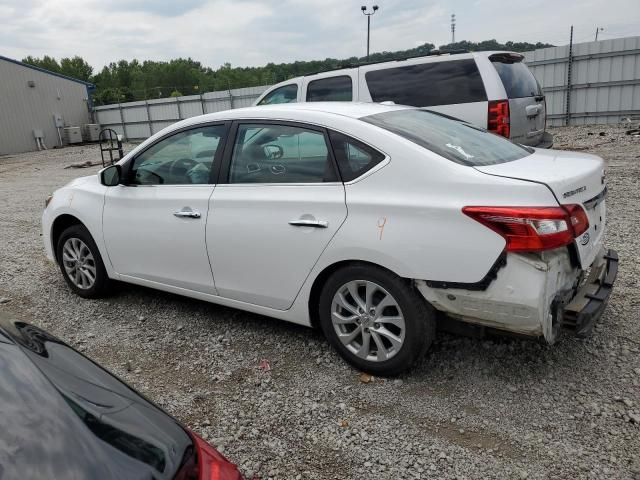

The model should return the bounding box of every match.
[0,55,94,155]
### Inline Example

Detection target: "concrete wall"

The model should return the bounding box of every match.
[0,58,92,155]
[94,85,269,140]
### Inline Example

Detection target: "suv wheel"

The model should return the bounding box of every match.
[56,224,112,298]
[319,264,435,376]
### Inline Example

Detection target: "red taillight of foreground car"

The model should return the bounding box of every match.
[462,205,589,252]
[174,429,243,480]
[487,100,510,138]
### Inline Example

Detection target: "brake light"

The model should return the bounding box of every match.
[488,100,510,138]
[174,430,243,480]
[462,205,589,252]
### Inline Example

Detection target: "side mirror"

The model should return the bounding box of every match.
[100,164,122,187]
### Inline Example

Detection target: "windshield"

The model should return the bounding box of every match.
[361,109,531,166]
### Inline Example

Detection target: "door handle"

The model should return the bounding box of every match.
[526,104,541,117]
[174,209,201,219]
[288,219,328,228]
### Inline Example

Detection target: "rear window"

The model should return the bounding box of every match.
[491,59,541,98]
[365,59,487,107]
[307,76,353,102]
[362,109,531,166]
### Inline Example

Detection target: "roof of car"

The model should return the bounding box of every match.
[173,102,411,128]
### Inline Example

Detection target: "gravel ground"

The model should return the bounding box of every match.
[1,125,639,479]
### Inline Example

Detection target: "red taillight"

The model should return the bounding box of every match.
[462,205,589,252]
[488,100,510,138]
[174,430,243,480]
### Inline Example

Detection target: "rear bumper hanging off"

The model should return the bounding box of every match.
[562,248,619,337]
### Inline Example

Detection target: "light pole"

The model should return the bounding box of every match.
[595,27,603,41]
[361,5,379,60]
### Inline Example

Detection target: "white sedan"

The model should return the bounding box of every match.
[42,103,618,375]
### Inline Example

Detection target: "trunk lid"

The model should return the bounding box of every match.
[475,149,607,268]
[490,53,546,146]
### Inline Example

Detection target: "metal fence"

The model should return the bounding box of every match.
[94,36,640,138]
[525,36,640,126]
[93,85,269,140]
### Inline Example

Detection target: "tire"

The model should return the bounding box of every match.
[318,264,436,376]
[56,224,112,298]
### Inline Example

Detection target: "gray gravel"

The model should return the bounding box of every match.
[1,125,639,479]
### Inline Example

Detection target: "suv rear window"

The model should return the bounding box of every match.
[362,109,530,166]
[365,59,487,107]
[307,76,353,102]
[491,57,541,98]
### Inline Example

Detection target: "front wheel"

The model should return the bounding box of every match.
[318,264,436,376]
[56,224,112,298]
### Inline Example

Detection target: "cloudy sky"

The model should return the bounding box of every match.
[1,0,639,70]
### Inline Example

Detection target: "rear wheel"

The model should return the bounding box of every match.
[318,264,436,376]
[56,224,112,298]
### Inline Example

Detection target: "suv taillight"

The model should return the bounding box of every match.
[174,430,243,480]
[462,205,589,252]
[488,100,510,138]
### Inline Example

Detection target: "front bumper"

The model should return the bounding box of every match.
[561,249,618,337]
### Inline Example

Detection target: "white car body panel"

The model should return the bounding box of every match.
[42,103,610,339]
[42,175,114,275]
[206,183,347,309]
[103,185,216,294]
[476,149,606,268]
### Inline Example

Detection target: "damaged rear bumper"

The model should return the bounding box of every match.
[561,249,618,337]
[415,247,617,342]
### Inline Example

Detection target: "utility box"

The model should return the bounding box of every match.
[53,114,64,128]
[64,126,83,144]
[82,123,101,142]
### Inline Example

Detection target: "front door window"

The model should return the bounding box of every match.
[130,125,226,185]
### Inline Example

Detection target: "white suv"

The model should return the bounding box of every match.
[254,51,553,148]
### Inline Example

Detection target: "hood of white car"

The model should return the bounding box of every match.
[474,148,605,205]
[64,174,98,189]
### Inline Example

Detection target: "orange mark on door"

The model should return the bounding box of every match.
[377,217,387,240]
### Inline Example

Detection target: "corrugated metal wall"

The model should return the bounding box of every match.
[94,35,640,138]
[94,85,269,140]
[0,59,92,155]
[524,36,640,126]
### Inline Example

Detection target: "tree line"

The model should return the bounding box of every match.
[22,39,553,106]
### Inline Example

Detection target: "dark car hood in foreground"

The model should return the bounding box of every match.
[0,316,192,480]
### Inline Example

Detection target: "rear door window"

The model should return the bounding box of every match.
[491,59,541,98]
[306,76,353,102]
[329,131,385,181]
[229,124,337,184]
[365,59,487,107]
[258,84,298,105]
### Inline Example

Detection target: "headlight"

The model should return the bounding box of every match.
[45,195,53,208]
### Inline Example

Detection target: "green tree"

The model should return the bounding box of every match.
[28,38,556,106]
[59,56,93,81]
[21,55,61,73]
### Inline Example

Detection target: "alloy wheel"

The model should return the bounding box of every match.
[62,237,97,290]
[331,280,406,362]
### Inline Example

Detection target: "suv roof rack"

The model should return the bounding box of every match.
[303,49,470,77]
